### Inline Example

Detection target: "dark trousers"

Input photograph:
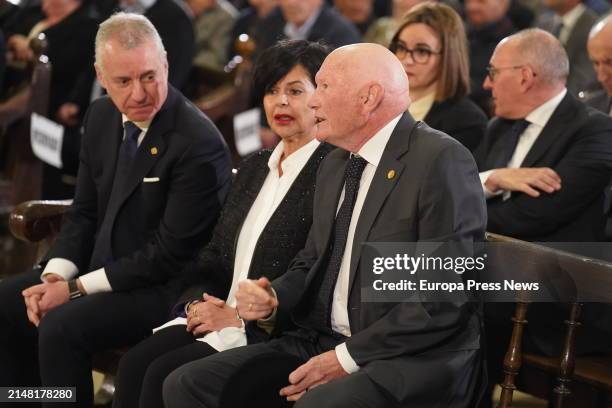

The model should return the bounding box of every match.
[162,332,400,408]
[0,269,176,408]
[113,325,216,408]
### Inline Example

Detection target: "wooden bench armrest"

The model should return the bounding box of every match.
[9,200,71,243]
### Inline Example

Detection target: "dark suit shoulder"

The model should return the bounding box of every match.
[310,6,361,47]
[425,97,487,151]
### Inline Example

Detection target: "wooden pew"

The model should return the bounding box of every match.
[486,232,612,407]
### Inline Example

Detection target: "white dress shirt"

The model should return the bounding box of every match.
[155,139,321,352]
[479,89,567,199]
[41,117,150,294]
[331,114,403,374]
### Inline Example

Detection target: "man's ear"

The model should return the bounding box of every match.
[520,65,537,91]
[360,83,384,112]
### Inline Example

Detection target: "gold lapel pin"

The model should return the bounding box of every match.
[387,170,396,179]
[150,147,158,155]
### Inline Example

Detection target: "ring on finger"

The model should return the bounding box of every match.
[248,303,253,311]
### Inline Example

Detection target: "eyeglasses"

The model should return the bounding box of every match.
[390,41,441,64]
[486,64,535,81]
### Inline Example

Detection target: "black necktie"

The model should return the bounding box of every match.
[492,119,530,169]
[89,122,141,269]
[308,155,368,333]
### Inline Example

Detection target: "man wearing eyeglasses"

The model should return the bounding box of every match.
[476,28,612,243]
[476,29,612,403]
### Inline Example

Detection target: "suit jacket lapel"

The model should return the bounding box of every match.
[117,87,177,203]
[347,113,414,294]
[521,93,576,168]
[305,150,349,287]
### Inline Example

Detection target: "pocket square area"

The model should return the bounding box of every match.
[143,177,160,183]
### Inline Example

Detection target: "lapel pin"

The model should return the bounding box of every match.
[387,170,396,179]
[150,147,158,155]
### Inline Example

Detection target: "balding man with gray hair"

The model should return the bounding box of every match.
[163,43,486,408]
[0,13,232,407]
[476,28,612,243]
[476,28,612,398]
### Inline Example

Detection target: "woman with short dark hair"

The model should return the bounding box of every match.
[112,39,332,408]
[389,2,487,152]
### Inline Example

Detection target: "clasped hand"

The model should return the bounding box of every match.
[234,277,278,321]
[186,293,241,336]
[21,274,69,326]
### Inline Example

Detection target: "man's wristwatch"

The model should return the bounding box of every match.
[68,279,84,300]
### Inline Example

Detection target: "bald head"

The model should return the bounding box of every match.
[308,43,409,152]
[588,15,612,95]
[325,44,410,114]
[502,28,569,86]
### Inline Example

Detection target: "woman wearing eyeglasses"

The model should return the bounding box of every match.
[389,2,487,152]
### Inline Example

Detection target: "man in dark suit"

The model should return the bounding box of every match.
[0,13,232,408]
[163,43,487,408]
[537,0,599,95]
[257,0,361,56]
[476,30,612,400]
[476,28,612,242]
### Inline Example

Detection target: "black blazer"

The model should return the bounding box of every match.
[178,143,334,305]
[476,93,612,242]
[257,5,360,53]
[424,96,487,153]
[44,86,233,297]
[273,113,487,406]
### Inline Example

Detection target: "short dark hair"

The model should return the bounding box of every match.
[253,40,331,103]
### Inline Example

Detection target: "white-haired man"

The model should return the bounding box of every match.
[0,13,232,408]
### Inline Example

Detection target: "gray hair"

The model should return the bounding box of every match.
[95,12,166,69]
[507,28,569,86]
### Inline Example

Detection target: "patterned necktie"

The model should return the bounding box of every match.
[89,122,141,269]
[493,119,530,169]
[308,155,368,333]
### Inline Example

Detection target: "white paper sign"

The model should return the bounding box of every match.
[233,108,262,156]
[31,113,64,169]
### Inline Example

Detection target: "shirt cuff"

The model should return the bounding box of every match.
[41,258,78,282]
[79,268,112,294]
[335,342,360,374]
[479,170,503,199]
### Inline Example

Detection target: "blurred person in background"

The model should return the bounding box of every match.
[333,0,375,35]
[389,2,487,151]
[465,0,517,114]
[186,0,237,72]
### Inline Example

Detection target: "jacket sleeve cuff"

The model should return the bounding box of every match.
[335,342,360,374]
[41,258,78,282]
[79,268,113,294]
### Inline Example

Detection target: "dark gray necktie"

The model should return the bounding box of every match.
[308,155,368,333]
[89,122,141,269]
[492,119,530,169]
